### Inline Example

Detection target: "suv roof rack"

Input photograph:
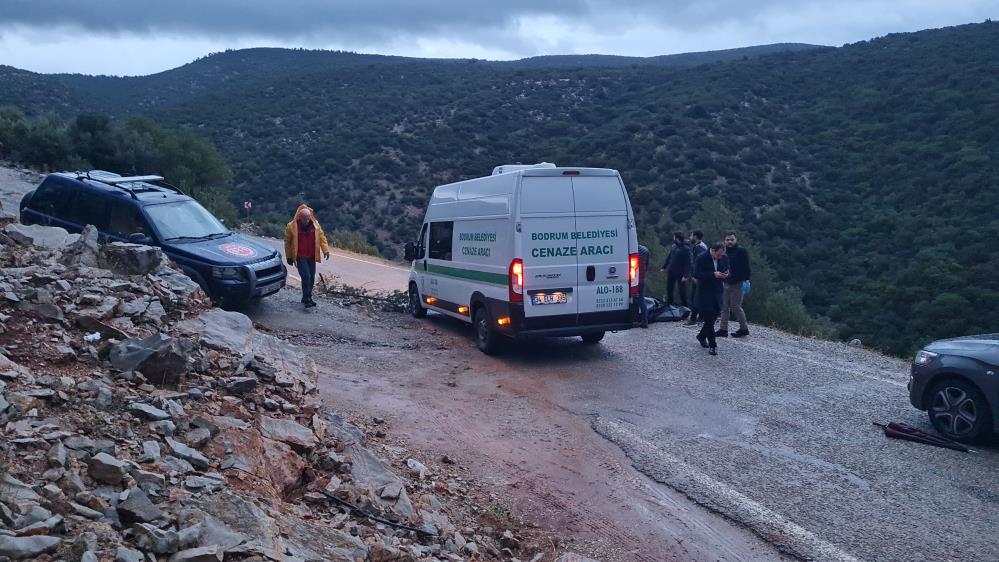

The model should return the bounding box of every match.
[75,170,186,199]
[103,175,165,185]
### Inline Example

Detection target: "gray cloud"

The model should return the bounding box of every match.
[0,1,995,75]
[1,1,995,44]
[0,0,585,42]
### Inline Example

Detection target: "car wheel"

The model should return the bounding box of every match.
[473,305,499,355]
[409,284,427,319]
[581,331,605,344]
[927,378,993,443]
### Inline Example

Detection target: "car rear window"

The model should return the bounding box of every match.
[570,176,626,212]
[520,176,574,214]
[28,179,71,217]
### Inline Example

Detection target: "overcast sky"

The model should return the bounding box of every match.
[0,0,995,76]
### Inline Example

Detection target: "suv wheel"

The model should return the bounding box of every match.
[409,284,427,319]
[927,378,993,443]
[474,306,499,355]
[581,331,605,344]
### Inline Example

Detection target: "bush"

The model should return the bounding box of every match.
[0,109,238,222]
[327,230,380,256]
[761,287,835,337]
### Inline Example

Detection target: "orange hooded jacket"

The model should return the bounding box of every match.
[284,204,330,262]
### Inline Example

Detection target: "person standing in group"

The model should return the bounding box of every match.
[636,244,652,328]
[694,242,729,355]
[284,204,330,308]
[716,231,751,338]
[685,229,708,325]
[661,232,691,308]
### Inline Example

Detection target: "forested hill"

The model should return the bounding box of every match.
[1,22,998,354]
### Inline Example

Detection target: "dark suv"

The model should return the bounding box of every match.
[908,334,999,443]
[19,171,286,305]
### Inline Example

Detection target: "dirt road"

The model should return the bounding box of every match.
[247,289,999,562]
[249,235,410,293]
[0,165,41,214]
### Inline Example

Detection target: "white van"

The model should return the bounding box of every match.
[404,163,640,354]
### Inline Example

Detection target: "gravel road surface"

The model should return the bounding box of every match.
[246,290,999,562]
[0,165,41,214]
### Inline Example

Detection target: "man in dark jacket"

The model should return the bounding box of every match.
[716,231,751,337]
[694,242,729,355]
[661,232,691,307]
[685,229,708,325]
[636,244,651,328]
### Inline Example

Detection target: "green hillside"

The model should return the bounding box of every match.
[0,23,997,354]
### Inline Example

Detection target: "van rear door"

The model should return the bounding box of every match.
[519,176,578,319]
[570,175,631,317]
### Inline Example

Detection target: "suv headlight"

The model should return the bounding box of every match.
[914,350,938,365]
[212,266,246,280]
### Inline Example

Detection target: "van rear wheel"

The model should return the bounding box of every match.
[409,284,427,319]
[474,306,500,355]
[581,332,605,344]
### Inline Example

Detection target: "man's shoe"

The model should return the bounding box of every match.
[708,346,718,356]
[732,329,749,338]
[696,334,709,348]
[305,300,317,308]
[714,329,728,337]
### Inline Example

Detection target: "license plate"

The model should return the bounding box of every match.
[257,282,282,296]
[531,292,567,306]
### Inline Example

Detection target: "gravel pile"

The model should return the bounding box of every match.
[0,223,550,561]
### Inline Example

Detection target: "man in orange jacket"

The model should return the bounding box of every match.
[284,204,330,308]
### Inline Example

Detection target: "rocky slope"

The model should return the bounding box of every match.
[0,220,567,561]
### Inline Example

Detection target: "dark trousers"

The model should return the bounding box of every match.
[666,272,688,307]
[296,257,316,302]
[689,284,700,321]
[637,282,648,325]
[697,309,719,348]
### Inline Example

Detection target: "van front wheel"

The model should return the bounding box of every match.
[581,332,605,344]
[409,284,427,319]
[474,306,500,355]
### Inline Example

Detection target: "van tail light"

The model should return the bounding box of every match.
[629,253,639,297]
[509,258,524,303]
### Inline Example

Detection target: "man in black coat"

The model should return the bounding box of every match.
[685,229,708,325]
[694,242,730,355]
[661,232,691,307]
[716,231,751,338]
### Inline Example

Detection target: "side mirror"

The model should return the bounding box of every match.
[128,232,153,245]
[404,241,417,262]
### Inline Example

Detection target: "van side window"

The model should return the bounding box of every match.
[107,200,152,239]
[416,223,428,260]
[63,190,110,230]
[428,221,453,261]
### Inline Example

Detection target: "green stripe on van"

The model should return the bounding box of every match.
[426,264,507,285]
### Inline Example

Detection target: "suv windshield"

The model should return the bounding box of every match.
[145,200,229,241]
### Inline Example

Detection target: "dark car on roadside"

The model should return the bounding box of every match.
[19,170,286,306]
[909,334,999,443]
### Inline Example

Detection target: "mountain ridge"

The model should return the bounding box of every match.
[0,21,997,354]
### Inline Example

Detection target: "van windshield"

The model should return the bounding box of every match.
[145,200,229,241]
